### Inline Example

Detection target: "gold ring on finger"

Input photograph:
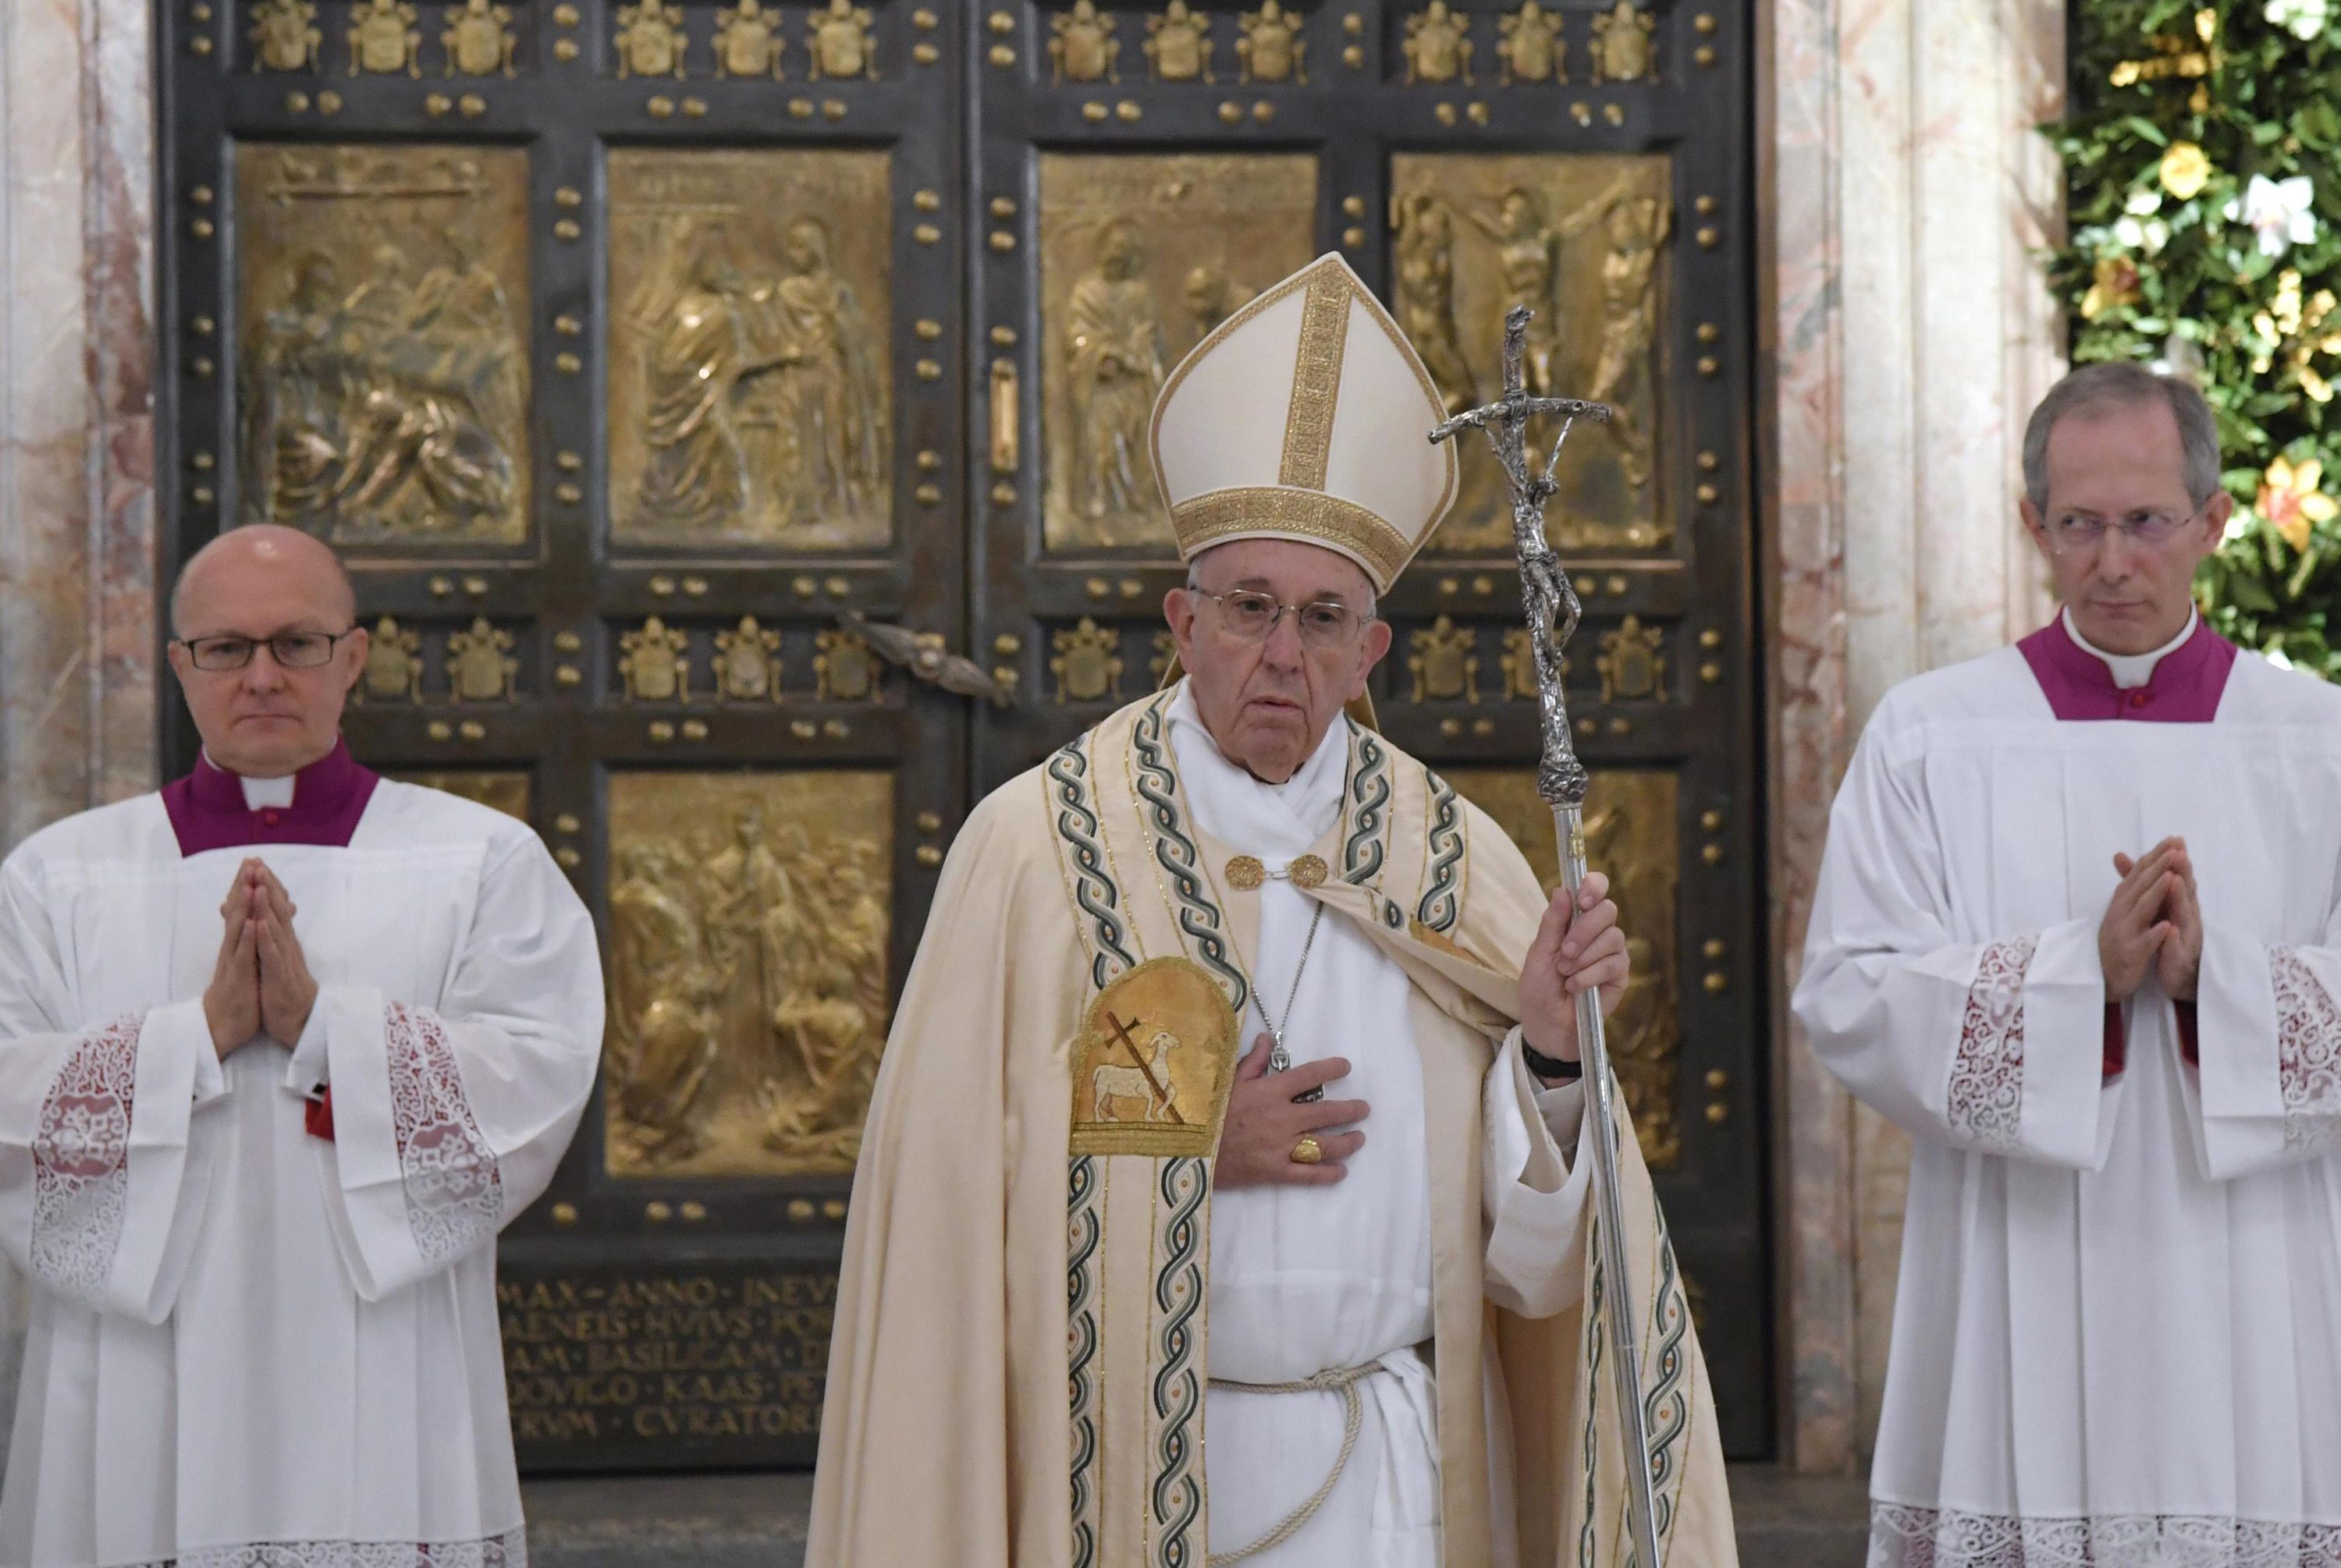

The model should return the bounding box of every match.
[1291,1134,1324,1165]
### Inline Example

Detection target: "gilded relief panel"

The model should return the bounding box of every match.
[1446,767,1682,1166]
[1389,154,1672,553]
[1036,152,1318,551]
[387,770,531,821]
[608,149,893,551]
[234,144,531,547]
[604,771,894,1178]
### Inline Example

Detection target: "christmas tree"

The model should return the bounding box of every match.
[2055,0,2341,674]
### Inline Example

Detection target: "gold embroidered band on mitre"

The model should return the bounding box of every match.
[1277,268,1352,491]
[1170,488,1413,592]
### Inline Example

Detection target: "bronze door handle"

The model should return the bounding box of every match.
[838,612,1014,708]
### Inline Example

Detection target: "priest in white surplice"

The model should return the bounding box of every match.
[1795,364,2341,1566]
[809,255,1738,1567]
[0,525,602,1567]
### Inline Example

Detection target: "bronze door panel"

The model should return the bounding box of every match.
[1034,151,1318,551]
[233,143,532,550]
[603,769,894,1180]
[1390,152,1673,552]
[606,148,895,551]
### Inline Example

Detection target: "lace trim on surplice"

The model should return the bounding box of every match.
[125,1529,526,1568]
[385,1001,504,1264]
[30,1013,143,1292]
[1871,1502,2341,1567]
[1947,936,2038,1148]
[2271,947,2341,1152]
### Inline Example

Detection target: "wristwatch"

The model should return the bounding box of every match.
[1522,1040,1584,1083]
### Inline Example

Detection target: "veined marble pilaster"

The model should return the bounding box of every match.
[0,0,156,851]
[0,0,157,1474]
[1764,0,2064,1470]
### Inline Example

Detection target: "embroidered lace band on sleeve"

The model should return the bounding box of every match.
[1947,936,2038,1148]
[2269,947,2341,1153]
[30,1014,142,1292]
[384,1002,505,1264]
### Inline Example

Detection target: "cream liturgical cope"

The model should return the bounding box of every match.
[0,743,603,1568]
[808,687,1736,1567]
[1795,616,2341,1567]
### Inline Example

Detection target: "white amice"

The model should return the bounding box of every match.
[0,779,602,1568]
[1795,638,2341,1567]
[1166,685,1590,1568]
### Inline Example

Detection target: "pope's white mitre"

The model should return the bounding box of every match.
[1148,253,1457,594]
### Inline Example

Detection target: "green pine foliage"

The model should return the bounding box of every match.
[2054,0,2341,675]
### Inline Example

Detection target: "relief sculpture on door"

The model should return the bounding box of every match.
[607,149,893,551]
[234,144,530,547]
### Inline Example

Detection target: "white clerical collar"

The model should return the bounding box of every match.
[2062,606,2198,690]
[1163,682,1349,854]
[202,751,297,811]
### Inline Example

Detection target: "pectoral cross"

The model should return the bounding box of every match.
[1103,1010,1185,1125]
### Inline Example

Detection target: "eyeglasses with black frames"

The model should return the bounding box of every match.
[174,629,360,672]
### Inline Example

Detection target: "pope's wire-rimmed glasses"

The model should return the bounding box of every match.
[2041,509,2200,553]
[173,629,360,672]
[1191,588,1376,651]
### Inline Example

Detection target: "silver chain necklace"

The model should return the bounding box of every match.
[1256,902,1327,1103]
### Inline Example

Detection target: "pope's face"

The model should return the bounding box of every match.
[2019,398,2227,656]
[168,530,365,779]
[1163,539,1393,784]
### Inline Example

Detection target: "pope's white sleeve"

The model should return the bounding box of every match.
[0,854,226,1321]
[2186,906,2341,1179]
[1792,718,2112,1169]
[1480,1026,1593,1318]
[289,828,602,1299]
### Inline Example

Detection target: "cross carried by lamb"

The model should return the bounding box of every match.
[1092,1012,1189,1125]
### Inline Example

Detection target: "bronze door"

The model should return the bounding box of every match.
[158,0,1764,1469]
[969,0,1766,1455]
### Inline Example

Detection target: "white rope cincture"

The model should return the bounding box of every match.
[1203,1361,1384,1566]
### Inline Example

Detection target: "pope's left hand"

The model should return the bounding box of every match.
[1517,871,1629,1072]
[250,864,321,1046]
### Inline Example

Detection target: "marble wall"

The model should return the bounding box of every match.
[1766,0,2065,1468]
[0,0,2065,1477]
[0,0,161,1466]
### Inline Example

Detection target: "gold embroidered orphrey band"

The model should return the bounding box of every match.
[1170,488,1413,591]
[1277,268,1352,491]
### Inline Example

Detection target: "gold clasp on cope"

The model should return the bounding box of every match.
[1224,853,1328,892]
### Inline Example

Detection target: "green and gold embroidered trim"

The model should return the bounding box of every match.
[1049,736,1140,990]
[1416,770,1465,933]
[1149,1155,1210,1566]
[1342,727,1391,888]
[1067,1154,1104,1568]
[1130,695,1250,1012]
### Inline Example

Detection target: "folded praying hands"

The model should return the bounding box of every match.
[2098,836,2202,1004]
[202,859,320,1058]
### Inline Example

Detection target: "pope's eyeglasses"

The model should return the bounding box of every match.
[1192,588,1374,651]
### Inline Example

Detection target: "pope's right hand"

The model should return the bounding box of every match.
[203,860,264,1059]
[1213,1035,1369,1190]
